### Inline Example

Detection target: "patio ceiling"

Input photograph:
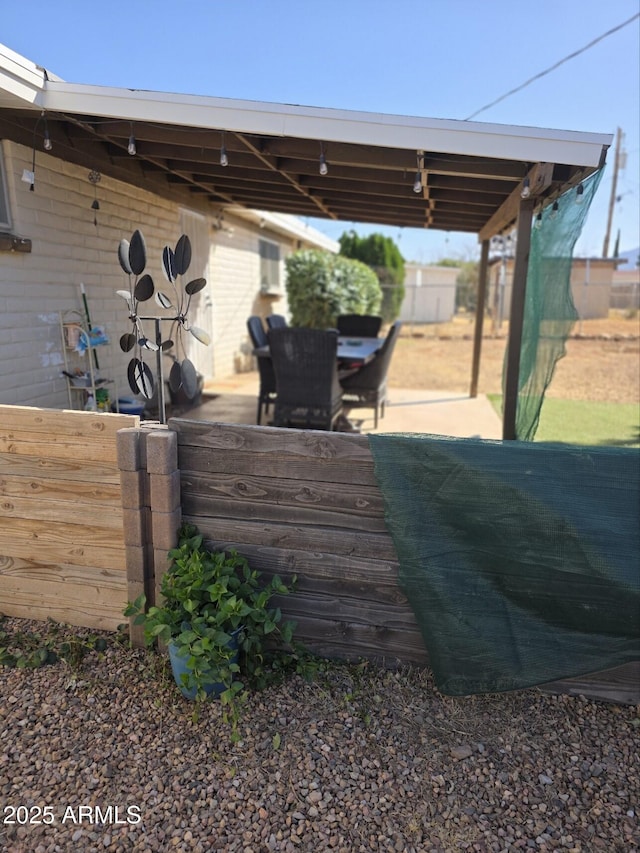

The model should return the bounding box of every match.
[0,45,612,241]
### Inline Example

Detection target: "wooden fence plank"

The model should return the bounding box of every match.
[0,432,119,464]
[0,473,121,503]
[0,554,125,585]
[0,405,138,437]
[5,527,126,570]
[0,452,123,485]
[194,527,400,586]
[181,470,385,518]
[180,516,397,561]
[173,420,379,485]
[0,576,124,630]
[1,495,123,528]
[277,614,429,666]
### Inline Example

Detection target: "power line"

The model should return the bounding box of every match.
[465,12,640,121]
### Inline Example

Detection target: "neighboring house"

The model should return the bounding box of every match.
[611,265,640,311]
[0,139,336,408]
[491,257,617,326]
[399,263,458,324]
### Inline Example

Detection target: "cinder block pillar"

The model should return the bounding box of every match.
[146,429,181,607]
[116,428,150,647]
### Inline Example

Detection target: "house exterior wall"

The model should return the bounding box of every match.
[611,268,640,311]
[493,257,615,324]
[0,140,310,408]
[399,264,458,323]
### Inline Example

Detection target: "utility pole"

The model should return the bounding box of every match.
[603,127,623,258]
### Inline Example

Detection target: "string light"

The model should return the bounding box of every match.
[220,131,229,167]
[127,123,136,156]
[575,183,584,205]
[413,152,422,194]
[43,114,52,151]
[520,176,531,199]
[319,142,328,176]
[534,210,543,230]
[550,200,559,220]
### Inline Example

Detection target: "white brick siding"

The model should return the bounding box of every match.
[0,140,314,409]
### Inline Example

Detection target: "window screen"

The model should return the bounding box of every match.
[259,239,280,290]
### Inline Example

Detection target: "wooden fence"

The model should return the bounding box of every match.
[0,407,636,703]
[0,405,138,630]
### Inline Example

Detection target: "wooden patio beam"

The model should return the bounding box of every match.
[470,238,490,398]
[502,197,535,440]
[478,163,554,241]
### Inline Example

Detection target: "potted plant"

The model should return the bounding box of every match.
[125,523,296,724]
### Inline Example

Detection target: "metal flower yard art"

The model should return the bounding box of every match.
[117,229,210,423]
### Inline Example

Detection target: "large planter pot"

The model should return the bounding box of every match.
[167,631,240,701]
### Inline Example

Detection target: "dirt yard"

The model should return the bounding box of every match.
[388,311,640,404]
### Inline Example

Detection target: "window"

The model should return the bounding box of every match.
[0,145,11,231]
[259,239,281,293]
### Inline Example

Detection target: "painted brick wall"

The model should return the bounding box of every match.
[0,140,300,408]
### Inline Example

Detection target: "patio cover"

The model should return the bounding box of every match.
[0,43,613,438]
[0,42,611,238]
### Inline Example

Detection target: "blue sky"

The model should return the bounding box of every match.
[2,0,638,263]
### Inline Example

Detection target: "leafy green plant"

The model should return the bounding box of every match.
[0,616,108,670]
[285,249,381,328]
[338,230,405,323]
[124,523,297,731]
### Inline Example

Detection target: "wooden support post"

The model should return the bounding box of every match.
[470,239,490,398]
[502,198,534,440]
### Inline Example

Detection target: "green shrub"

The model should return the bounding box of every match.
[285,250,382,328]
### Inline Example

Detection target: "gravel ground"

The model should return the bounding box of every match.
[0,619,638,853]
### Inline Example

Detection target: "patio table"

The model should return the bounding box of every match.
[253,335,382,366]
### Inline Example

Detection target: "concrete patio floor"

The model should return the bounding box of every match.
[177,372,502,440]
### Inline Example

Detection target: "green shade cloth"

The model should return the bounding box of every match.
[368,433,640,695]
[508,168,605,441]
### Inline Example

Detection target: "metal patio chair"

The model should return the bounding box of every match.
[336,314,383,338]
[340,321,402,428]
[247,316,277,424]
[266,314,288,330]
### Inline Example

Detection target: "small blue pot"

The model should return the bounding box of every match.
[168,631,240,701]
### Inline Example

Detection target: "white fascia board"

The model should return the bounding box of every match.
[230,208,339,253]
[0,42,47,107]
[41,81,613,168]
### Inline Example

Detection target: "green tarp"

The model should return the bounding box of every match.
[368,433,640,695]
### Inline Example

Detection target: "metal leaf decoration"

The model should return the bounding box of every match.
[119,332,136,352]
[189,326,211,346]
[134,359,154,399]
[173,235,192,276]
[185,277,206,296]
[162,246,176,283]
[117,229,209,423]
[118,240,132,274]
[129,230,147,276]
[169,360,182,393]
[134,274,154,302]
[180,358,198,399]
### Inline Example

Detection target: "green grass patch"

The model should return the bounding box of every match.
[487,395,640,447]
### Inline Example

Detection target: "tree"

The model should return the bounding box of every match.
[284,249,381,328]
[339,231,405,323]
[437,257,480,312]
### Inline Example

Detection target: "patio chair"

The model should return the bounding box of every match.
[340,321,402,428]
[266,314,288,330]
[247,316,277,425]
[269,327,343,430]
[336,314,382,338]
